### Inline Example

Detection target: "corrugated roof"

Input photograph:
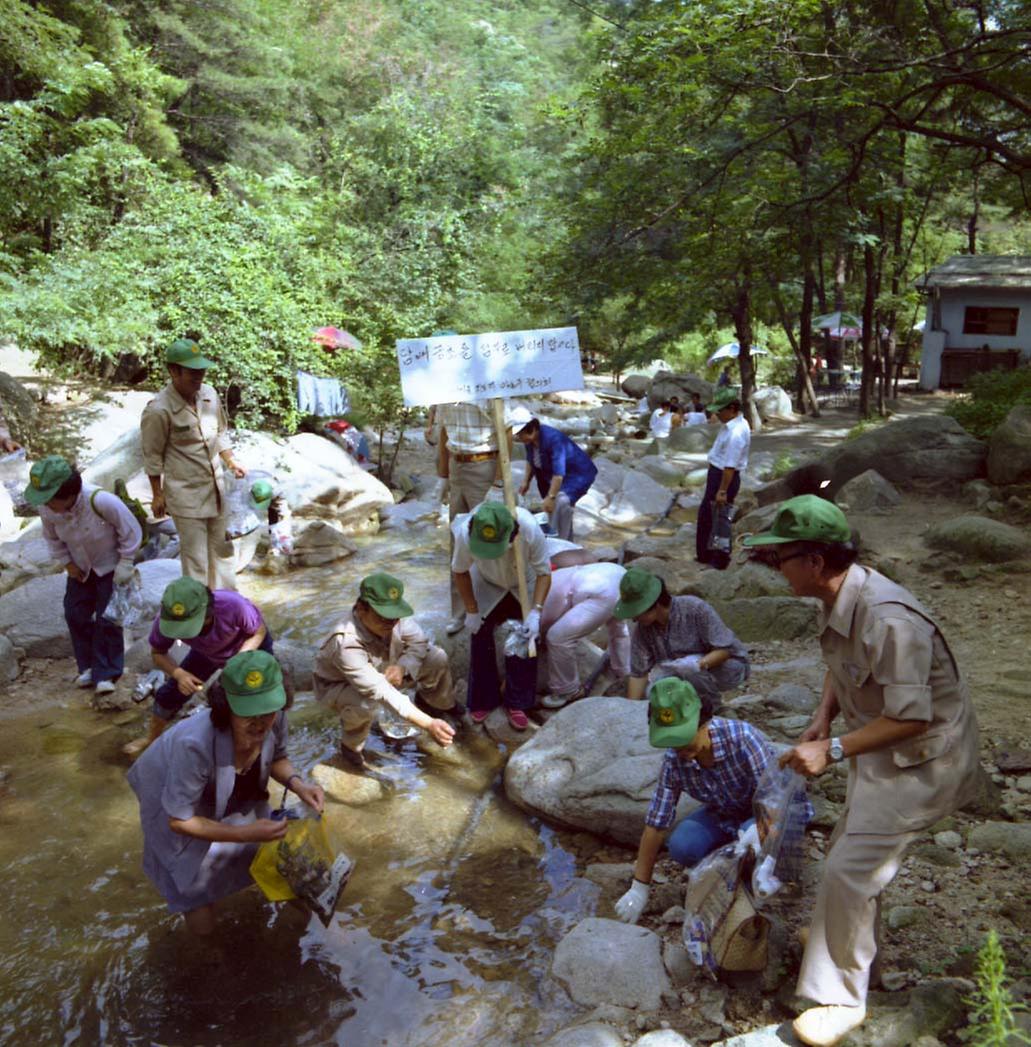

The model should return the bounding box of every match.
[916,254,1031,290]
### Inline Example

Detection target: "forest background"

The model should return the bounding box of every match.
[1,0,1029,436]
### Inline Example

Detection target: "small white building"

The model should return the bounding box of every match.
[915,255,1031,389]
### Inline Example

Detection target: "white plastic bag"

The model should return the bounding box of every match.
[104,571,148,629]
[223,473,262,539]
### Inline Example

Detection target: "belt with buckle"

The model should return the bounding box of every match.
[452,450,498,463]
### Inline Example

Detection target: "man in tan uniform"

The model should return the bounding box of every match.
[745,496,980,1047]
[140,338,246,590]
[313,572,458,770]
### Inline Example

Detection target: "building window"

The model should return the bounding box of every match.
[962,306,1019,336]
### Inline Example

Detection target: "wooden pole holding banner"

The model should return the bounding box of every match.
[490,396,535,657]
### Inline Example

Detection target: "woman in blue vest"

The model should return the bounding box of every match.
[511,406,598,541]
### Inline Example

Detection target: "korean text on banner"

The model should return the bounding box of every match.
[395,327,583,407]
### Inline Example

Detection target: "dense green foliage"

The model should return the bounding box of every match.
[1,0,1029,432]
[945,366,1031,440]
[962,930,1030,1047]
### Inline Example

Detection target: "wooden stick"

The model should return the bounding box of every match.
[490,397,535,656]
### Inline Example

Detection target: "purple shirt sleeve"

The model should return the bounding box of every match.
[149,614,173,654]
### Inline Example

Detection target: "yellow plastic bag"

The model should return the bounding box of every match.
[250,813,353,924]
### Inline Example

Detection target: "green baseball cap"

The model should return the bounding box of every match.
[706,387,740,413]
[359,572,413,619]
[166,337,215,369]
[648,677,702,749]
[250,480,274,510]
[613,566,662,619]
[159,576,210,638]
[24,455,73,506]
[221,650,286,716]
[469,502,515,560]
[742,494,851,546]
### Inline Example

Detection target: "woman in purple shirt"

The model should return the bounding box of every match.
[124,575,272,758]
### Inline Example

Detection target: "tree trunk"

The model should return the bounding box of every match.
[730,277,761,431]
[859,243,877,417]
[769,277,820,416]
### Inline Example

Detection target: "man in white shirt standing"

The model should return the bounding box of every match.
[696,387,750,569]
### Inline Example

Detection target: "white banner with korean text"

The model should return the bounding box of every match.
[395,327,583,407]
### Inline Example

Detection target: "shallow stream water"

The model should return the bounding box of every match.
[0,519,618,1045]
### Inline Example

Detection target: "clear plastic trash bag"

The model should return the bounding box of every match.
[103,571,149,629]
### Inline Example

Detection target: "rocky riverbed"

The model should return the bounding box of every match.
[1,355,1029,1046]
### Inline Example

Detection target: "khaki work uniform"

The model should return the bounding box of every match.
[140,382,235,590]
[313,609,454,752]
[797,565,980,1008]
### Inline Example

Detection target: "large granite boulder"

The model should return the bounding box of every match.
[0,371,38,445]
[621,375,651,399]
[552,918,671,1011]
[836,469,902,512]
[711,596,821,641]
[0,483,15,539]
[925,515,1031,563]
[504,696,696,844]
[667,425,714,453]
[694,561,792,601]
[576,458,674,534]
[81,427,146,491]
[821,415,986,494]
[987,404,1031,485]
[0,633,22,681]
[753,386,794,422]
[649,371,714,409]
[638,455,689,487]
[0,573,70,656]
[289,520,357,567]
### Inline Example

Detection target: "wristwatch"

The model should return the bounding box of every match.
[828,737,844,762]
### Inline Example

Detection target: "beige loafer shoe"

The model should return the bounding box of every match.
[793,1005,866,1046]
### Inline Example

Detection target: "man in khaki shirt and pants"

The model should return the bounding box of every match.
[745,496,980,1047]
[313,573,457,770]
[141,339,246,590]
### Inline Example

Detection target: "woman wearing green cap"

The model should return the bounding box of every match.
[140,337,246,592]
[614,676,809,924]
[744,495,980,1047]
[126,650,323,935]
[27,456,142,695]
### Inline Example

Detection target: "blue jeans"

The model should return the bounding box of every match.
[64,571,124,683]
[467,593,536,713]
[696,464,740,569]
[153,631,274,720]
[667,807,752,868]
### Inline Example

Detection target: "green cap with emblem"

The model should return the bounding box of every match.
[359,571,413,619]
[250,479,274,510]
[158,576,210,638]
[742,494,851,546]
[613,566,662,620]
[468,502,515,560]
[23,455,73,506]
[648,676,701,749]
[706,386,740,413]
[166,337,215,369]
[221,649,286,716]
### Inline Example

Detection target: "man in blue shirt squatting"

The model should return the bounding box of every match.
[613,675,811,923]
[509,405,598,541]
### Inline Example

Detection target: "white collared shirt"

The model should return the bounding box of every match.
[708,413,750,471]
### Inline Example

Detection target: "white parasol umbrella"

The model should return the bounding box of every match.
[706,342,769,366]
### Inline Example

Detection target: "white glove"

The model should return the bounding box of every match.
[464,611,483,634]
[614,879,649,924]
[734,820,761,858]
[523,608,541,640]
[113,559,135,585]
[660,654,704,676]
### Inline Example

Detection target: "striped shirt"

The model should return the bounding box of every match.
[645,717,774,833]
[438,401,498,454]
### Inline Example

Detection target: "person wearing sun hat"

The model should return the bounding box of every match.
[615,566,749,701]
[126,649,323,935]
[123,576,273,758]
[510,403,597,541]
[314,572,458,770]
[613,675,806,924]
[140,336,247,593]
[695,384,750,569]
[743,495,980,1047]
[451,500,552,730]
[28,455,143,697]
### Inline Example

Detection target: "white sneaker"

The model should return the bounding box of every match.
[540,694,570,710]
[793,1005,866,1046]
[445,615,465,636]
[74,670,93,688]
[95,680,117,696]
